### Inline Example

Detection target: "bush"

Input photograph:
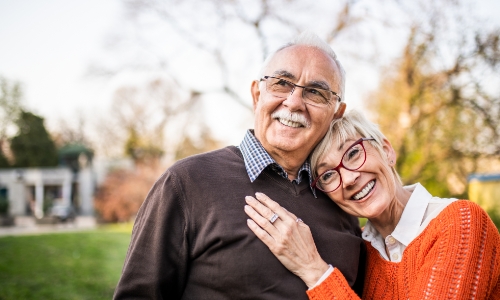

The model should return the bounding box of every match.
[0,194,8,216]
[94,167,161,222]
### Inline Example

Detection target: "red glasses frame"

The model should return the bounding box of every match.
[311,137,375,193]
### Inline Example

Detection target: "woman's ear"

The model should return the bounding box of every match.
[382,138,396,166]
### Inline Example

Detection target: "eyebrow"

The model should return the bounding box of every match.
[271,70,331,91]
[337,138,356,151]
[272,69,296,80]
[317,161,328,170]
[316,138,356,171]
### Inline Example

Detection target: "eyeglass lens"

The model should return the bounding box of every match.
[317,142,367,192]
[265,77,331,105]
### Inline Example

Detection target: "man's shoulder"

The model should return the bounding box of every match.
[169,146,242,172]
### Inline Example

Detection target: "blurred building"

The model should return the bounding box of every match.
[468,173,500,216]
[0,144,94,218]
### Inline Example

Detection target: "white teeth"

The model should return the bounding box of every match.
[353,180,375,200]
[279,118,302,128]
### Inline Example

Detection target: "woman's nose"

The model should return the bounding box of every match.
[340,167,359,187]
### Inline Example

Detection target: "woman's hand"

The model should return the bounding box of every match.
[244,192,329,288]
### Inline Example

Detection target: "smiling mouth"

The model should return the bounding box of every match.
[352,180,375,201]
[277,118,304,128]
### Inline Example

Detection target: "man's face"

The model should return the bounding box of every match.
[251,45,341,161]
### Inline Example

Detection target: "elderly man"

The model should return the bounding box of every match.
[114,32,365,300]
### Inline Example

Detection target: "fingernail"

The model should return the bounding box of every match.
[245,196,254,203]
[255,192,264,198]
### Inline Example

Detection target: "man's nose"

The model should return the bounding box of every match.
[340,167,359,187]
[283,86,306,111]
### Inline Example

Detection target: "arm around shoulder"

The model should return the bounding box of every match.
[113,170,190,300]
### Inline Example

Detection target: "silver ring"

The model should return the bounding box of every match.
[296,218,303,223]
[269,213,279,224]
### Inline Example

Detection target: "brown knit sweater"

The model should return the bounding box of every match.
[307,200,500,300]
[114,146,366,299]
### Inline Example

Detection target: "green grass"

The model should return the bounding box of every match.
[0,226,132,300]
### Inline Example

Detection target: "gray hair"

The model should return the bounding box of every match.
[259,31,346,102]
[310,109,403,186]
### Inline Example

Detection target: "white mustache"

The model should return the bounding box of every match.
[271,110,310,128]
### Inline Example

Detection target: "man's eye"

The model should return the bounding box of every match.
[276,79,290,87]
[307,88,320,95]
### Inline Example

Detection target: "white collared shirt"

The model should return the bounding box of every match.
[362,183,457,262]
[311,183,457,289]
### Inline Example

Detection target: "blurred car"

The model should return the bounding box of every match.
[49,204,76,222]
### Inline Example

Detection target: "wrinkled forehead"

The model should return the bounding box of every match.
[263,45,341,89]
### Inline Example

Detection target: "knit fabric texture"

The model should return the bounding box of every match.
[307,200,500,300]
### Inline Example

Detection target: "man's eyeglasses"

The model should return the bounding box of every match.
[312,137,376,193]
[260,76,341,107]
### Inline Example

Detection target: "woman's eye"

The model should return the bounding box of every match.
[346,147,361,160]
[320,171,337,183]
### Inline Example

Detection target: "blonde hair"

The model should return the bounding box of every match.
[310,109,402,185]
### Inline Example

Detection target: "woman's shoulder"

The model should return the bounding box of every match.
[433,200,498,237]
[438,200,487,219]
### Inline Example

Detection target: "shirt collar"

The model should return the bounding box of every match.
[239,130,314,192]
[363,183,431,246]
[391,183,431,245]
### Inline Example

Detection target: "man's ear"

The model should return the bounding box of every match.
[251,80,261,112]
[333,102,346,119]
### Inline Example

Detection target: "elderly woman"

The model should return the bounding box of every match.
[244,109,500,299]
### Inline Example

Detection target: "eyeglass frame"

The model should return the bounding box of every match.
[311,137,376,193]
[259,75,342,106]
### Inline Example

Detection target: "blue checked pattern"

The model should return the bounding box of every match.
[239,130,315,195]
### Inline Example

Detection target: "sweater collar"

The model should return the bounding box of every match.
[239,130,314,190]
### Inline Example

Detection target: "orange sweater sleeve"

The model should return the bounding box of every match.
[306,267,361,300]
[404,201,500,299]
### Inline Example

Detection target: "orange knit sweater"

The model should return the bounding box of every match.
[307,200,500,300]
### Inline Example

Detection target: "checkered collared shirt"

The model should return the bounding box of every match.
[239,130,316,195]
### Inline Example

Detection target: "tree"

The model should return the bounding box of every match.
[0,76,24,167]
[99,0,374,111]
[97,77,209,163]
[10,111,59,167]
[94,167,161,222]
[174,128,222,160]
[367,1,500,197]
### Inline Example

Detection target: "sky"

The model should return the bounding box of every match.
[1,0,499,152]
[0,0,122,129]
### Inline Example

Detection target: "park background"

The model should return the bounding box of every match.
[1,0,499,299]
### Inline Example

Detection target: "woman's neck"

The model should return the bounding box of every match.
[369,186,413,239]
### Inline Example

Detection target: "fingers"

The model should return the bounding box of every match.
[246,219,276,248]
[245,195,278,223]
[244,203,280,237]
[248,192,297,223]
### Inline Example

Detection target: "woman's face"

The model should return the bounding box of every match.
[316,135,397,219]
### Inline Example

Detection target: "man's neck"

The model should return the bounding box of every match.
[270,150,308,181]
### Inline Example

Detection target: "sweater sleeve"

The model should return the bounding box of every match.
[306,267,361,300]
[406,201,500,299]
[113,170,190,299]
